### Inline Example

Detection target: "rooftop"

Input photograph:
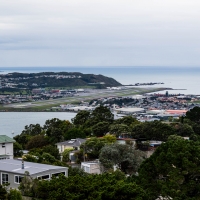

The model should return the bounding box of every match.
[0,135,15,144]
[56,138,86,147]
[0,159,67,175]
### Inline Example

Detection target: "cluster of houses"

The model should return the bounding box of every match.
[0,128,191,190]
[0,135,68,189]
[0,89,85,104]
[81,94,200,121]
[50,93,200,122]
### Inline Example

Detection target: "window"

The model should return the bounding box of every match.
[14,175,24,184]
[52,172,66,177]
[2,173,8,184]
[37,174,50,180]
[82,166,90,173]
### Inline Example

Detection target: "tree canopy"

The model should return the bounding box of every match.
[99,143,144,174]
[138,138,200,200]
[186,106,200,123]
[35,172,147,200]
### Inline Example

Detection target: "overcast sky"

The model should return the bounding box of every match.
[0,0,200,67]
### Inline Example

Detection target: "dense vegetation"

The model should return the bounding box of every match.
[0,72,121,91]
[2,105,200,199]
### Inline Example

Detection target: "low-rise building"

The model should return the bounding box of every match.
[0,135,15,160]
[56,138,86,153]
[81,161,101,174]
[56,138,86,163]
[0,159,68,189]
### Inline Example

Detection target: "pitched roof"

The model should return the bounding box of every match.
[56,138,86,147]
[0,135,15,144]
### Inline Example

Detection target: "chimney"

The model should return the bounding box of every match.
[22,160,24,169]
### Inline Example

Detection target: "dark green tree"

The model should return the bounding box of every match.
[21,124,42,136]
[14,134,30,149]
[92,121,110,137]
[81,137,106,160]
[41,153,57,164]
[43,145,60,160]
[132,121,175,141]
[186,106,200,123]
[35,172,147,200]
[174,123,194,137]
[109,123,131,137]
[64,127,86,140]
[0,184,7,200]
[43,118,73,144]
[25,135,48,150]
[138,138,200,199]
[13,142,23,157]
[114,115,140,126]
[88,105,114,126]
[71,110,90,126]
[7,189,23,200]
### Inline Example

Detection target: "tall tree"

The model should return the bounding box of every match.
[109,123,131,137]
[138,138,200,199]
[99,143,144,174]
[64,127,86,140]
[186,106,200,123]
[81,137,106,160]
[71,110,90,126]
[25,135,48,150]
[132,121,175,141]
[89,105,114,126]
[114,115,140,127]
[0,184,7,200]
[21,123,42,136]
[92,121,110,137]
[35,172,147,200]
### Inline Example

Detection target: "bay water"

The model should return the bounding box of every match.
[0,112,76,138]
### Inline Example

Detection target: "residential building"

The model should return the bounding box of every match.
[0,159,68,189]
[56,138,86,163]
[81,161,101,174]
[56,138,86,153]
[0,135,15,160]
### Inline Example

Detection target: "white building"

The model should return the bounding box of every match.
[0,159,68,189]
[81,161,101,174]
[0,135,15,160]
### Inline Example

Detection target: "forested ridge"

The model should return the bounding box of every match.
[0,72,121,88]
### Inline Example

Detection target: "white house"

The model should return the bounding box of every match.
[0,135,15,160]
[81,161,101,174]
[56,138,86,153]
[0,159,68,189]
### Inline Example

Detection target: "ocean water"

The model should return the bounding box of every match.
[0,112,76,138]
[0,66,199,95]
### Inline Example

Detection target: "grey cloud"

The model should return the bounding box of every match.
[0,0,200,66]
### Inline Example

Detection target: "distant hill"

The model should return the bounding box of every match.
[0,72,122,89]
